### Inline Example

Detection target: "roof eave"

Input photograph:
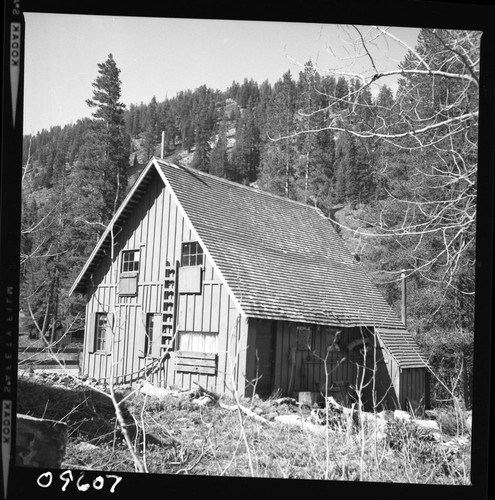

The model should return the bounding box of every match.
[69,158,159,296]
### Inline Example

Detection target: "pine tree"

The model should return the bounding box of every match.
[334,76,350,112]
[86,53,130,218]
[294,61,318,202]
[259,71,297,197]
[230,99,260,183]
[210,116,230,178]
[158,100,177,153]
[190,125,211,172]
[141,96,160,160]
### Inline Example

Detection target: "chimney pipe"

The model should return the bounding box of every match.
[160,131,165,158]
[401,270,407,327]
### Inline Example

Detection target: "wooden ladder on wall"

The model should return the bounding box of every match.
[162,262,178,350]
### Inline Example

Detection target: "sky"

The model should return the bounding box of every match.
[22,14,421,136]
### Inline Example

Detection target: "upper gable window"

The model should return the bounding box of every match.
[181,242,204,267]
[119,250,139,297]
[121,250,140,273]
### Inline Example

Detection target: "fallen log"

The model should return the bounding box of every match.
[194,383,270,424]
[274,414,326,434]
[139,380,188,399]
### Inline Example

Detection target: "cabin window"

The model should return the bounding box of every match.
[144,314,154,356]
[296,326,312,350]
[119,250,139,297]
[145,313,163,357]
[178,331,217,353]
[325,327,342,352]
[95,313,109,352]
[121,250,140,273]
[181,242,204,267]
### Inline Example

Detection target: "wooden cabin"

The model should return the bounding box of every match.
[70,157,428,411]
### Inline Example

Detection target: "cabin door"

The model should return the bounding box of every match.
[255,320,276,397]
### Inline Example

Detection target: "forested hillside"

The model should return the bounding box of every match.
[21,29,478,408]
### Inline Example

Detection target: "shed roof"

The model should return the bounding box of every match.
[375,328,428,368]
[71,157,427,368]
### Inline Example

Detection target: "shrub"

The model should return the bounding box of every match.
[385,418,470,482]
[417,329,473,409]
[386,419,437,458]
[435,408,467,437]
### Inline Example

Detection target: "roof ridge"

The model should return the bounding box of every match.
[153,156,322,212]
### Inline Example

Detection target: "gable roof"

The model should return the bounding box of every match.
[155,158,405,329]
[71,157,427,367]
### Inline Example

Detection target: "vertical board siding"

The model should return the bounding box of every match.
[270,323,397,408]
[84,171,241,394]
[217,286,230,393]
[400,367,426,414]
[209,284,220,332]
[202,285,212,332]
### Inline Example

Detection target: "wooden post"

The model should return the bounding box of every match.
[401,270,407,328]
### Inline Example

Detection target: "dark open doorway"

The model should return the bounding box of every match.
[255,320,276,397]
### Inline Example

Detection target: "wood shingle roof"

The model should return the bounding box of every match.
[156,158,406,329]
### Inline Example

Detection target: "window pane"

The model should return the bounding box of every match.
[145,314,153,355]
[181,242,204,267]
[193,246,204,266]
[178,331,217,352]
[96,313,108,351]
[122,250,139,273]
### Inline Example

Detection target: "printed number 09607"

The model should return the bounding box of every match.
[37,470,122,493]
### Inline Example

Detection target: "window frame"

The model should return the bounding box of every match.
[145,313,162,357]
[119,249,140,297]
[121,249,140,274]
[180,241,204,267]
[296,325,313,351]
[95,312,109,352]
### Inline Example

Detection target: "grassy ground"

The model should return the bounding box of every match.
[16,372,471,484]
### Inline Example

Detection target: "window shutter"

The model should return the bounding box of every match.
[150,314,163,359]
[137,312,147,358]
[87,313,96,353]
[119,274,138,296]
[178,266,202,294]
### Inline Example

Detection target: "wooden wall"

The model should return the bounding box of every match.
[242,321,408,410]
[400,367,427,415]
[81,170,244,394]
[270,322,370,401]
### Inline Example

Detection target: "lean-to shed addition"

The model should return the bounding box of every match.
[70,157,428,411]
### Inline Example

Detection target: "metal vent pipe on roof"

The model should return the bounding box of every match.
[161,131,165,158]
[401,270,407,328]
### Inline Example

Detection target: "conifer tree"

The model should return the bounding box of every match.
[230,100,260,183]
[86,53,130,219]
[190,125,211,173]
[142,96,160,160]
[158,100,177,153]
[259,71,297,197]
[210,116,230,178]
